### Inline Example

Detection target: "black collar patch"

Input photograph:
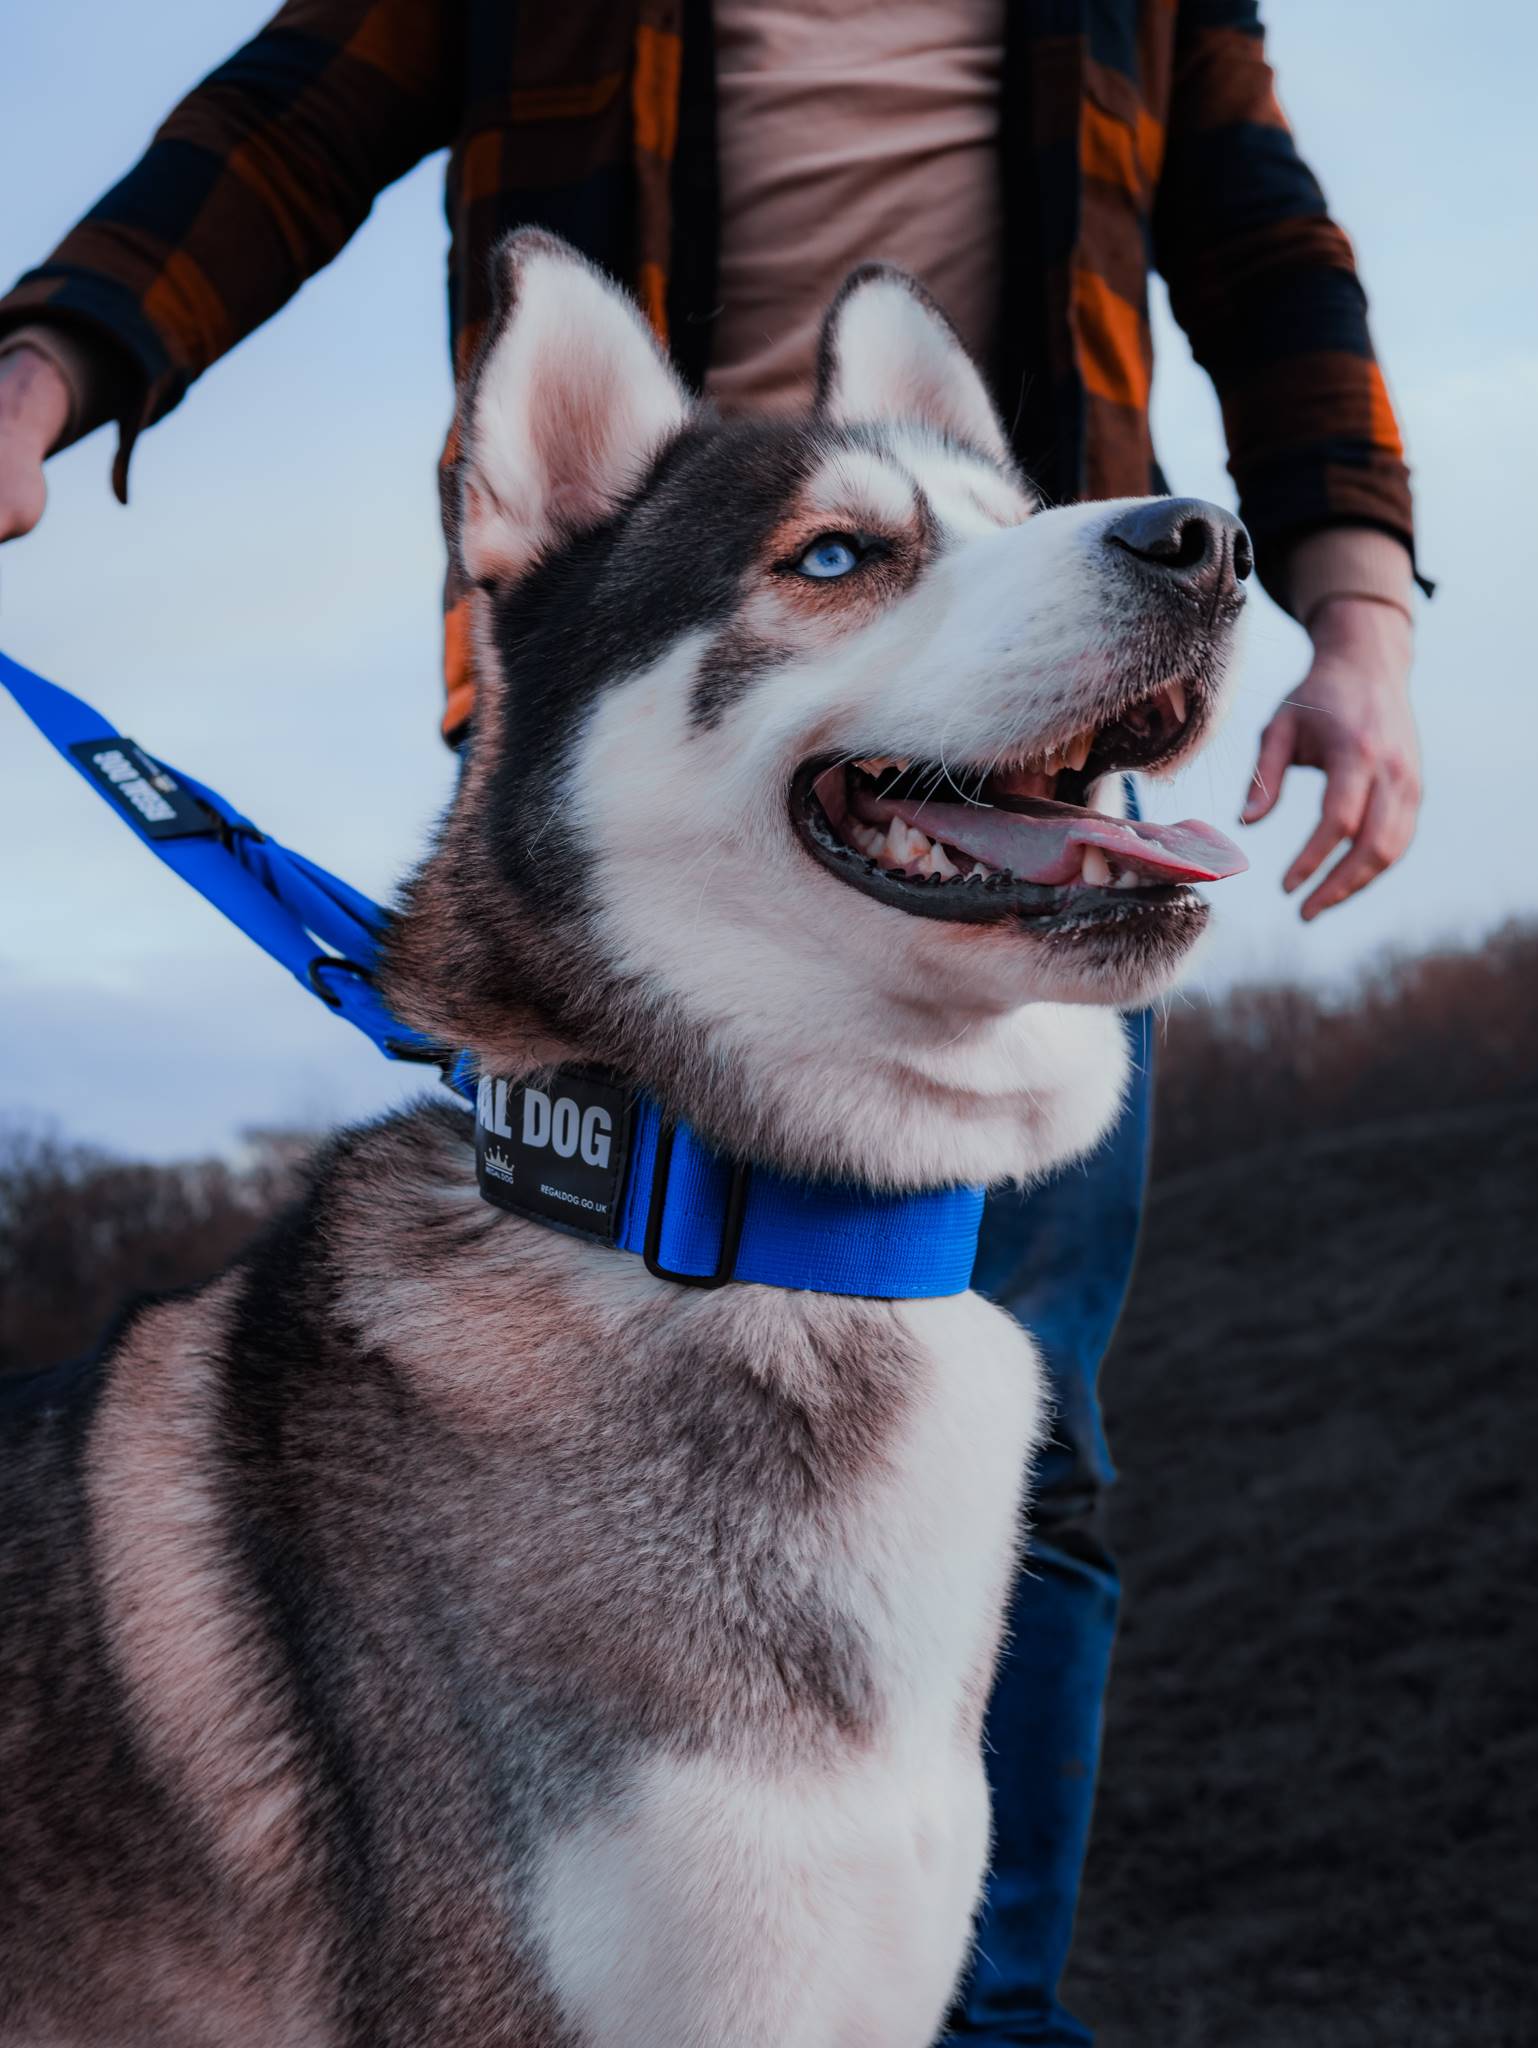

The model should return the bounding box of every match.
[474,1069,635,1244]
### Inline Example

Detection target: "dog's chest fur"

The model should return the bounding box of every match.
[327,1108,1042,2046]
[1,1104,1041,2047]
[519,1264,1041,2048]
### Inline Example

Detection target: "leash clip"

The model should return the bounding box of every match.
[643,1123,751,1289]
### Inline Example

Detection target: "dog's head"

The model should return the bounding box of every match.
[387,232,1249,1189]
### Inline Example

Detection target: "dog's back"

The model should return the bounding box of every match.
[1,1330,269,2042]
[1,1103,1040,2046]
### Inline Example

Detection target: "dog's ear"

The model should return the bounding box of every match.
[814,265,1013,469]
[457,230,691,583]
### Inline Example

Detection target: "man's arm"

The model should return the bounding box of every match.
[0,0,458,525]
[1153,0,1422,917]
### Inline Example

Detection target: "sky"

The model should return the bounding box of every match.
[2,1,1536,1158]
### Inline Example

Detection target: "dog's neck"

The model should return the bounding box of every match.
[644,979,1132,1191]
[385,730,1133,1194]
[452,964,1131,1194]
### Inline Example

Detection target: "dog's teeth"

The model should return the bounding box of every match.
[925,842,958,880]
[1065,731,1094,772]
[870,817,941,874]
[1081,846,1114,887]
[1167,682,1188,726]
[1114,869,1142,889]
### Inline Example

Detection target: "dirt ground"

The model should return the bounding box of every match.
[1062,1097,1538,2047]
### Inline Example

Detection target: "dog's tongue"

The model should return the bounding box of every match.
[889,794,1248,886]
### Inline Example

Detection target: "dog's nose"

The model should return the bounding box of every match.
[1104,498,1252,605]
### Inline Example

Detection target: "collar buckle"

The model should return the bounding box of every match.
[643,1122,752,1289]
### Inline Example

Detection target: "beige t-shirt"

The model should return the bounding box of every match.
[704,0,1005,414]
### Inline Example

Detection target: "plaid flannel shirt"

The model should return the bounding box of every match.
[0,0,1416,739]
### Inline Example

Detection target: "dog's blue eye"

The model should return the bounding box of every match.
[797,536,861,580]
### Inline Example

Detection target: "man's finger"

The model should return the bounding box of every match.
[1282,763,1371,894]
[1299,776,1413,920]
[1241,707,1298,823]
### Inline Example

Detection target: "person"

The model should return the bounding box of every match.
[0,4,1423,2039]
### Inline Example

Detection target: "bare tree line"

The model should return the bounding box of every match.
[1152,917,1538,1176]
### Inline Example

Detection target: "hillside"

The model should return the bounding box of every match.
[1063,1097,1538,2045]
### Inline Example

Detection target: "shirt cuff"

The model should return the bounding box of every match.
[1280,527,1417,632]
[0,321,119,449]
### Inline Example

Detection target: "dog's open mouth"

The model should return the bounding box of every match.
[791,679,1247,933]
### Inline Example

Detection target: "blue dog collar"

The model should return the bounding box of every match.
[474,1068,984,1296]
[3,650,986,1300]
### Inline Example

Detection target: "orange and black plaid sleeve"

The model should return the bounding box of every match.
[0,0,459,498]
[1152,0,1416,594]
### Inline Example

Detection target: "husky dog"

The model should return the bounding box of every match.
[0,233,1249,2047]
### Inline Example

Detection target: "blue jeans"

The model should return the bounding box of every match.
[943,1009,1153,2047]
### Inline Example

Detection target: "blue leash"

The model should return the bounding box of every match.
[0,648,462,1088]
[1,649,984,1297]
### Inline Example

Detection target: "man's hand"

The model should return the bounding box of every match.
[0,347,72,543]
[1241,597,1420,920]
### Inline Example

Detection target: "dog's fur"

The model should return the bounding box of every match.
[0,237,1244,2047]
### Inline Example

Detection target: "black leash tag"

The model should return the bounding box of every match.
[475,1069,634,1245]
[69,737,221,840]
